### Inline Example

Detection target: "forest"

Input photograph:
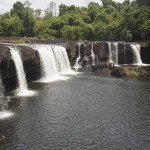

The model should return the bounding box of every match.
[0,0,149,42]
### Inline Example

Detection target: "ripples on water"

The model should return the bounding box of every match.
[1,73,150,150]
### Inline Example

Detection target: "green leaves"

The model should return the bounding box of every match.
[0,0,149,41]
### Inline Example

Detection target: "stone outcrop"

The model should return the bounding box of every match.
[0,39,150,90]
[0,44,40,90]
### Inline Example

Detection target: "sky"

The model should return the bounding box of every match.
[0,0,127,14]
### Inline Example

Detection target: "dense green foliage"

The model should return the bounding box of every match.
[0,0,149,41]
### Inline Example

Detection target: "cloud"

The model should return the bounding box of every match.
[0,0,23,14]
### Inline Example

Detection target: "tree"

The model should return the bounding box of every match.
[88,2,100,22]
[81,23,95,40]
[61,25,74,40]
[23,12,35,36]
[35,9,42,19]
[22,0,35,36]
[139,20,150,40]
[101,0,118,8]
[122,0,130,6]
[59,4,68,16]
[136,0,150,6]
[10,1,25,19]
[0,15,22,36]
[95,12,111,24]
[44,2,57,20]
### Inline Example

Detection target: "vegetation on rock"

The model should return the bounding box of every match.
[124,68,140,76]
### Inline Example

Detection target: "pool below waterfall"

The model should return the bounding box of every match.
[0,73,150,150]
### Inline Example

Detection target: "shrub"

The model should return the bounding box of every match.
[124,68,140,76]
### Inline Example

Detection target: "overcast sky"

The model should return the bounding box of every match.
[0,0,127,14]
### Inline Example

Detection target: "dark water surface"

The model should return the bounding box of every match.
[1,73,150,150]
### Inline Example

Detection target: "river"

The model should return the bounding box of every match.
[0,73,150,150]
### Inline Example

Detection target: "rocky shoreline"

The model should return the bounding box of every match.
[91,62,150,78]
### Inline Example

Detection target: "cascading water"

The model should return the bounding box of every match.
[108,42,118,66]
[91,44,96,65]
[108,42,113,64]
[52,46,72,74]
[113,43,119,66]
[10,47,36,96]
[74,43,82,69]
[131,44,143,65]
[31,45,73,82]
[0,76,13,119]
[0,76,5,112]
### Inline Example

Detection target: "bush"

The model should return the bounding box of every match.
[124,68,140,76]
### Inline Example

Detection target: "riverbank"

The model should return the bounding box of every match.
[91,62,150,78]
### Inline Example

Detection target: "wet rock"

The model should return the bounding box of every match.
[92,62,109,71]
[138,68,149,77]
[141,46,150,64]
[111,67,126,76]
[0,44,41,90]
[94,68,111,75]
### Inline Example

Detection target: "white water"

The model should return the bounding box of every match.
[0,76,13,119]
[52,46,72,74]
[10,47,36,96]
[108,42,118,66]
[108,42,113,64]
[131,44,143,65]
[74,43,82,69]
[113,43,119,66]
[91,44,96,65]
[32,45,74,82]
[0,76,4,111]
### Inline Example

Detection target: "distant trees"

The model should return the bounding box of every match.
[136,0,150,6]
[0,0,149,42]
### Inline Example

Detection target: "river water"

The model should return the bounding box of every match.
[0,73,150,150]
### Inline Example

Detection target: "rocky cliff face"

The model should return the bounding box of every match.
[0,44,41,90]
[0,40,149,90]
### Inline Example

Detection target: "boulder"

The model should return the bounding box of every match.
[92,62,109,71]
[111,67,126,76]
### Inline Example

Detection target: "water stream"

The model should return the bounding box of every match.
[108,42,118,66]
[131,44,143,65]
[74,43,82,69]
[0,76,13,119]
[91,44,96,65]
[10,46,36,96]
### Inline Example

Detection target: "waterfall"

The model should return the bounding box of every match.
[52,46,71,74]
[131,44,143,65]
[31,45,72,82]
[0,76,5,111]
[10,47,36,96]
[91,44,96,65]
[74,43,82,69]
[108,42,113,64]
[108,42,118,66]
[0,76,13,119]
[113,43,119,66]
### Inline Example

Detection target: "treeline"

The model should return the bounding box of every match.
[0,0,150,42]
